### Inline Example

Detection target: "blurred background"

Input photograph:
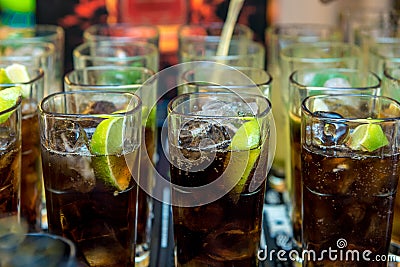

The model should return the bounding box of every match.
[0,0,393,73]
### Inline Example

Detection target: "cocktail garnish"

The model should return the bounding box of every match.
[90,117,131,191]
[0,86,21,124]
[347,120,389,152]
[4,63,31,98]
[229,119,261,195]
[230,119,260,150]
[0,69,12,84]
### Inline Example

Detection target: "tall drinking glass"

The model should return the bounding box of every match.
[73,40,159,72]
[382,65,400,255]
[301,94,400,266]
[179,64,271,98]
[289,68,381,247]
[1,66,46,231]
[357,25,400,76]
[84,23,159,48]
[366,40,400,77]
[382,64,400,100]
[177,23,253,63]
[337,8,398,44]
[168,92,274,266]
[179,39,265,68]
[64,66,157,266]
[0,39,56,96]
[0,24,65,92]
[265,23,343,180]
[39,91,142,267]
[0,91,22,218]
[281,41,361,245]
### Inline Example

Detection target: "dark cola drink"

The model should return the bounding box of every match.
[41,97,140,267]
[302,148,399,266]
[289,112,302,244]
[20,98,42,231]
[301,95,400,267]
[0,138,20,217]
[170,118,267,267]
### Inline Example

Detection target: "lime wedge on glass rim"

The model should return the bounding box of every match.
[90,116,131,191]
[0,86,22,124]
[229,118,261,195]
[347,120,389,152]
[0,69,12,84]
[4,64,31,98]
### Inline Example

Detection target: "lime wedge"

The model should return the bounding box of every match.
[5,64,31,98]
[0,86,21,124]
[141,105,157,127]
[0,69,12,84]
[230,119,260,150]
[347,122,389,152]
[229,119,261,196]
[234,148,260,191]
[90,117,131,191]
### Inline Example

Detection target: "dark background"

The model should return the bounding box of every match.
[35,0,267,73]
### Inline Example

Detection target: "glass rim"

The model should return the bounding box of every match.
[23,24,64,39]
[178,22,253,39]
[369,43,400,59]
[280,41,360,61]
[0,67,44,86]
[289,68,381,90]
[73,40,158,61]
[301,94,400,122]
[267,23,340,35]
[0,24,64,40]
[84,23,160,42]
[357,23,400,35]
[168,91,272,119]
[384,65,400,81]
[181,40,264,60]
[64,65,155,88]
[181,66,272,88]
[185,38,261,46]
[179,22,252,31]
[0,40,56,60]
[39,90,142,119]
[339,6,396,15]
[0,95,21,115]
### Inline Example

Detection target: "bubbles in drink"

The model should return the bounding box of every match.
[42,98,138,266]
[312,111,349,147]
[82,101,117,115]
[178,119,231,153]
[78,234,126,266]
[179,205,224,232]
[49,120,91,154]
[203,223,259,261]
[0,134,20,216]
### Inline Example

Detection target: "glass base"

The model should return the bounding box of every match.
[135,243,150,267]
